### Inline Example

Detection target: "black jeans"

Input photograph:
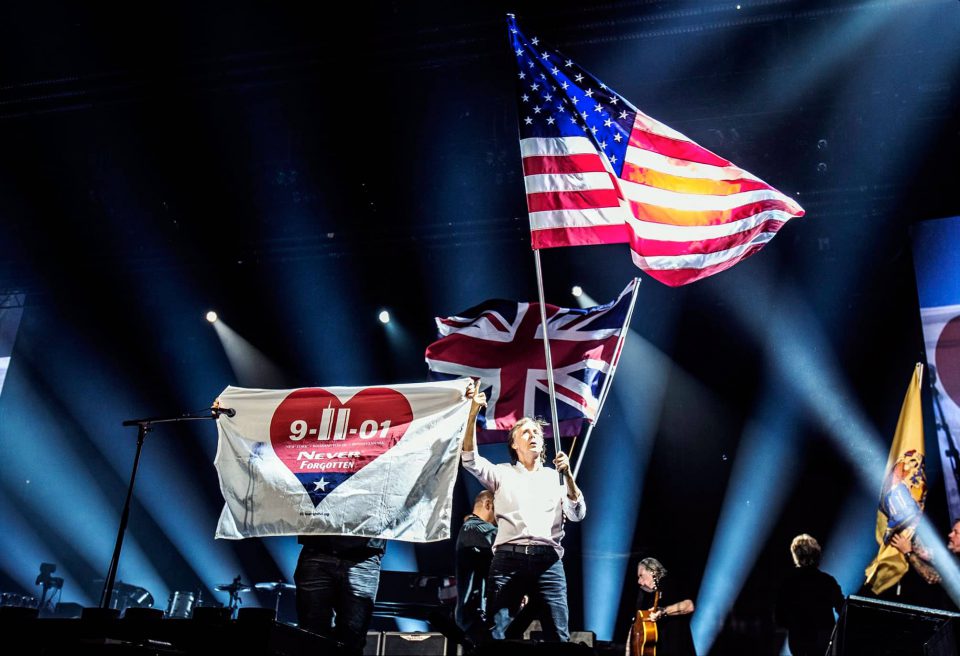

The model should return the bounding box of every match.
[294,548,382,655]
[486,546,570,641]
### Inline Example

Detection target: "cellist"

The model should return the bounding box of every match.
[629,557,696,656]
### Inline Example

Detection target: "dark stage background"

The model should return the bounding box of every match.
[1,1,959,653]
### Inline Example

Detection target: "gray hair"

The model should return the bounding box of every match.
[790,534,821,567]
[639,557,667,584]
[506,417,548,464]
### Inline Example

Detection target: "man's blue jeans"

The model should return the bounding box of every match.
[294,549,381,655]
[486,546,570,641]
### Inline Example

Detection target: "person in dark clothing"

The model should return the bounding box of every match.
[775,534,844,656]
[294,535,386,656]
[631,557,696,656]
[455,490,497,644]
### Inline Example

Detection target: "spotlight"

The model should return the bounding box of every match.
[572,286,583,298]
[378,310,390,324]
[206,311,218,323]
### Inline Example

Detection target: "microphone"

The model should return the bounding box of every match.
[212,407,236,418]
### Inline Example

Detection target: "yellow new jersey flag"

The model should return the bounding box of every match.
[864,363,927,594]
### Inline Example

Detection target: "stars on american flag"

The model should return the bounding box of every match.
[510,29,635,176]
[507,14,805,286]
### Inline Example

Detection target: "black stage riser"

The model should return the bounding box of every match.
[829,595,960,656]
[0,613,340,656]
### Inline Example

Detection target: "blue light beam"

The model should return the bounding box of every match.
[581,331,686,640]
[212,319,290,388]
[692,389,801,653]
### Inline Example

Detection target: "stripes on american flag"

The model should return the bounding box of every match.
[508,14,804,287]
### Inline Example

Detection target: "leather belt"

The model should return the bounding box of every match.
[497,543,554,556]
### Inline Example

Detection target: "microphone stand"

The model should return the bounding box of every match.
[99,407,234,609]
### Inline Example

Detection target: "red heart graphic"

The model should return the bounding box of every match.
[269,387,413,505]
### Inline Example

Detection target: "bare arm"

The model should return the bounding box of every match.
[651,599,694,621]
[891,531,942,585]
[906,552,942,585]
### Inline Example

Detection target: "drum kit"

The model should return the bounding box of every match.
[161,577,295,620]
[6,573,294,620]
[0,592,38,609]
[211,576,251,618]
[97,580,155,614]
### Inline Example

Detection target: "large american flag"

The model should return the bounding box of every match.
[508,15,804,287]
[425,280,636,443]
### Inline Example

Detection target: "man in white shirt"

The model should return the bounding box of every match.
[461,381,586,641]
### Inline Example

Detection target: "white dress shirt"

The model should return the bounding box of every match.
[461,450,586,558]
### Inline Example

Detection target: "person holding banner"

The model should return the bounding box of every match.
[294,535,386,655]
[460,381,585,642]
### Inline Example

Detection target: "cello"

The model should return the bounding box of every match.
[629,587,660,656]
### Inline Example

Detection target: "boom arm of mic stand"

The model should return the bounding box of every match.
[122,409,234,427]
[102,409,232,609]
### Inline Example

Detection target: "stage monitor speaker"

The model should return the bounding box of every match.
[237,606,277,623]
[122,607,164,622]
[830,595,960,656]
[192,606,232,624]
[364,630,382,655]
[381,631,447,655]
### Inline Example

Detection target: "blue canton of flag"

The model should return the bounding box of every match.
[510,18,634,175]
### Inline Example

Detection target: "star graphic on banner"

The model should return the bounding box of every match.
[313,478,329,492]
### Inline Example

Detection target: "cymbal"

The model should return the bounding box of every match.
[254,581,295,591]
[214,582,252,593]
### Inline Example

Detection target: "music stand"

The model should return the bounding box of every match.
[99,407,234,609]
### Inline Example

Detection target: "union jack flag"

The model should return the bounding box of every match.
[425,280,636,443]
[508,14,804,286]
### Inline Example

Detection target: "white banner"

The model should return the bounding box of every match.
[214,378,471,542]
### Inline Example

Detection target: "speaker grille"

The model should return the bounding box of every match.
[381,631,447,655]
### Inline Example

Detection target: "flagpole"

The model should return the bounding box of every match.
[571,277,641,479]
[533,250,564,476]
[508,15,562,478]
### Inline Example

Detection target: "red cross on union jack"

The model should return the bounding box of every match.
[425,280,635,443]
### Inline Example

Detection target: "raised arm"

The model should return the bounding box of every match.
[461,380,501,490]
[462,379,485,453]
